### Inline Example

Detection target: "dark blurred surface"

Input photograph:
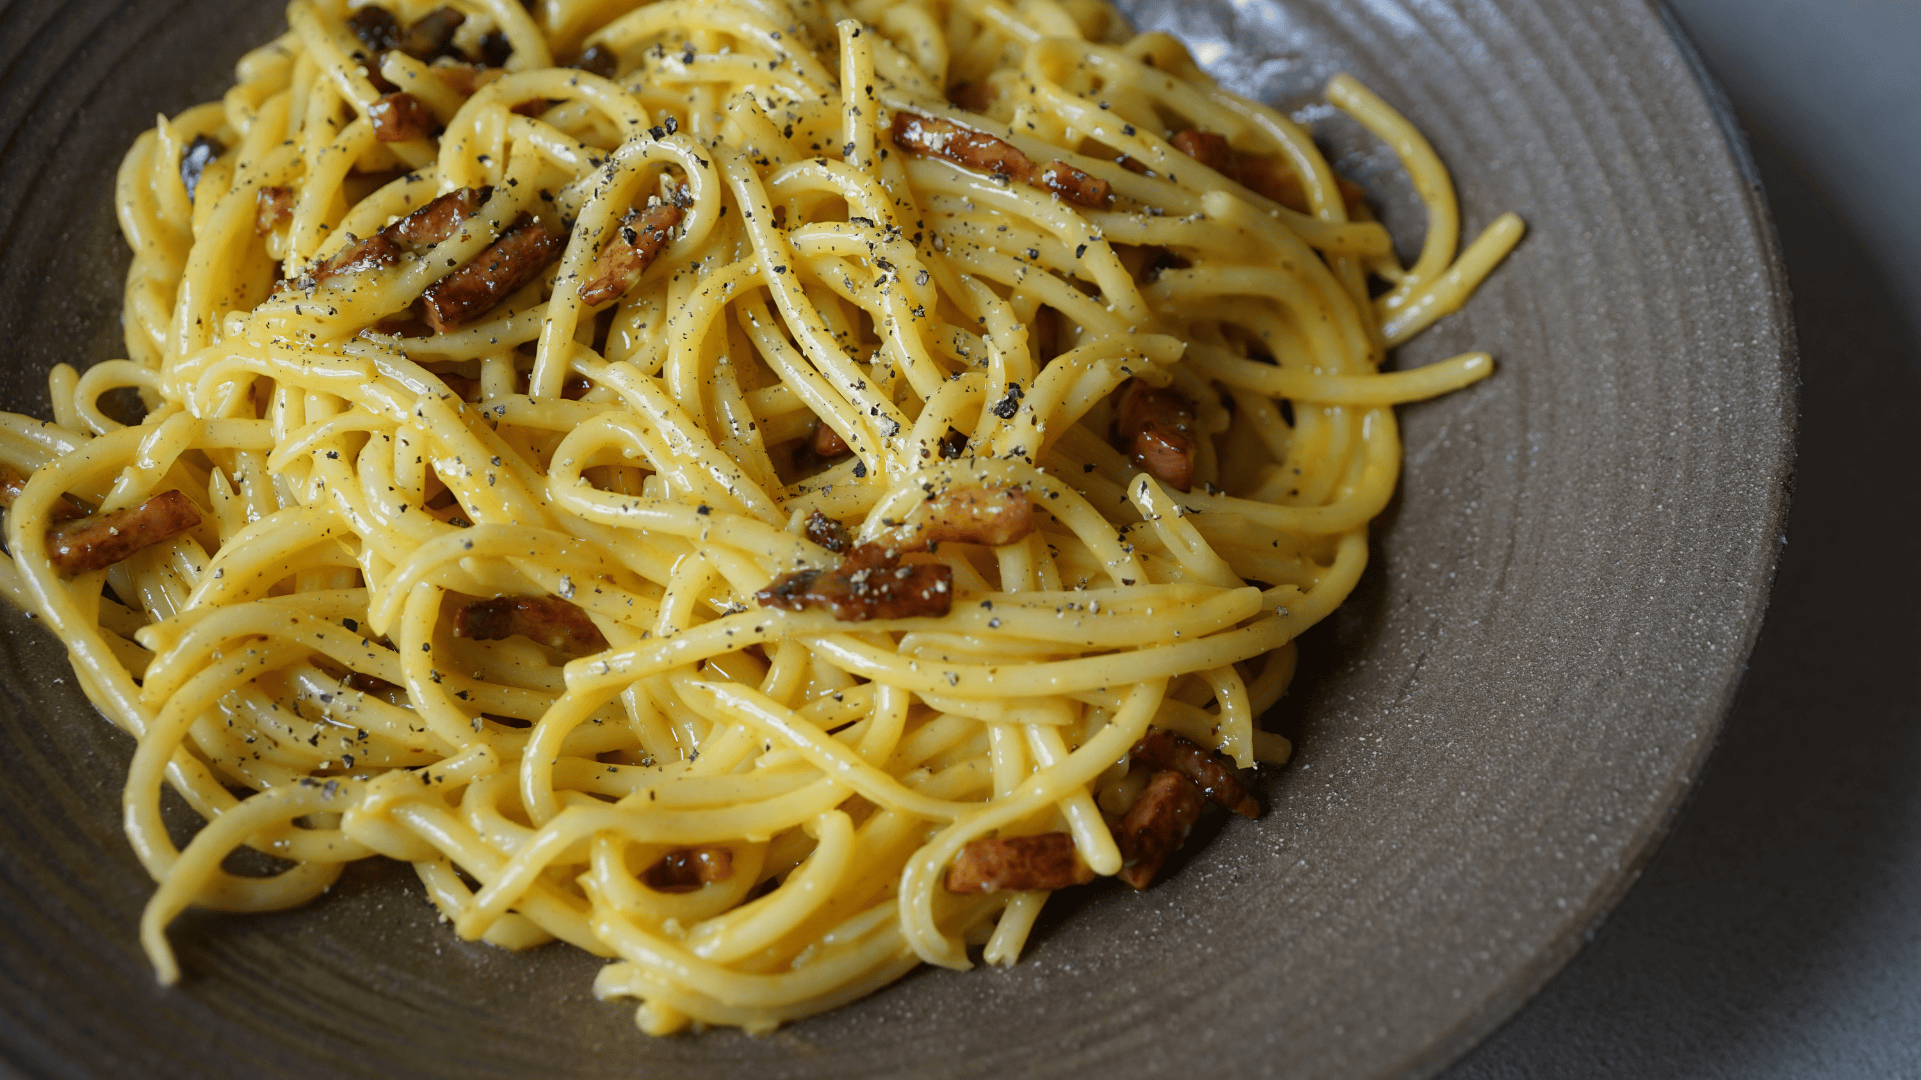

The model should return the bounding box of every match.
[1443,2,1921,1076]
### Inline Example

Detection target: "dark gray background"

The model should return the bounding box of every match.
[1445,1,1921,1076]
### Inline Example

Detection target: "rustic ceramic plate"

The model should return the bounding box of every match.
[0,1,1793,1077]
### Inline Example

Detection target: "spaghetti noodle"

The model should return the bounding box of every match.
[0,0,1522,1034]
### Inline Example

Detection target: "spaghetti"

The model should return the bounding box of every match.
[0,0,1522,1034]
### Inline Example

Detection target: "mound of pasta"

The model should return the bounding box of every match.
[0,0,1521,1034]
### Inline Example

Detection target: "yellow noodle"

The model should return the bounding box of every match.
[0,0,1520,1034]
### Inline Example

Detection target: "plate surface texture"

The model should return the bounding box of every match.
[0,1,1793,1077]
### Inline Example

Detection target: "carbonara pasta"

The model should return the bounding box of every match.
[0,0,1522,1034]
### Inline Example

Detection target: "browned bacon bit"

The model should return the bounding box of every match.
[419,216,563,332]
[803,510,852,554]
[755,543,953,622]
[1233,152,1368,217]
[1129,728,1260,819]
[0,466,85,523]
[346,6,403,53]
[913,486,1033,548]
[369,91,436,142]
[1038,162,1111,209]
[577,202,682,306]
[574,43,618,79]
[937,426,969,460]
[891,112,1111,210]
[398,7,464,60]
[642,847,734,893]
[179,134,224,204]
[254,185,294,235]
[47,490,202,578]
[808,417,850,460]
[892,112,1030,178]
[367,313,434,339]
[1169,129,1367,216]
[292,186,490,295]
[1235,155,1307,213]
[945,833,1095,893]
[434,62,503,98]
[307,231,403,287]
[454,595,610,653]
[1169,129,1233,174]
[1114,770,1205,889]
[387,185,490,249]
[1114,380,1197,492]
[1116,155,1150,175]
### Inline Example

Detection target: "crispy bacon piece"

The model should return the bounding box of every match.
[755,543,953,622]
[454,595,610,653]
[946,80,995,113]
[1130,728,1261,819]
[808,418,850,460]
[369,91,436,142]
[803,510,852,554]
[945,832,1095,893]
[1234,155,1330,215]
[47,490,201,577]
[577,203,682,306]
[388,185,489,248]
[1172,129,1368,216]
[293,186,491,294]
[179,134,224,204]
[397,7,464,60]
[891,112,1109,209]
[892,112,1029,177]
[1114,380,1197,492]
[366,313,434,339]
[1134,422,1195,491]
[642,847,734,892]
[911,486,1033,548]
[1038,162,1111,208]
[1114,769,1206,889]
[349,8,464,93]
[433,62,504,98]
[254,185,294,235]
[307,232,404,287]
[419,216,563,332]
[1169,129,1233,173]
[574,44,619,78]
[0,466,85,523]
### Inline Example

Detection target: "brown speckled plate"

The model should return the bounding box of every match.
[0,1,1793,1077]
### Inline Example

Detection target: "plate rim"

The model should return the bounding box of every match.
[1398,4,1799,1073]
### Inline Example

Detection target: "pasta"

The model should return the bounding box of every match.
[0,0,1522,1034]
